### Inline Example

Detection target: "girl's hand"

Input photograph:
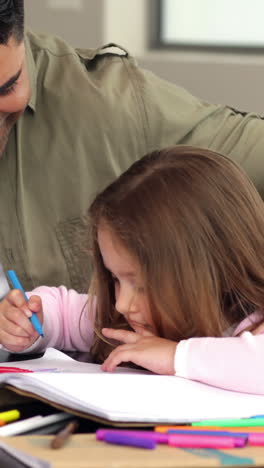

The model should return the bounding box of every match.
[0,290,43,352]
[250,320,264,335]
[101,328,177,375]
[238,320,264,336]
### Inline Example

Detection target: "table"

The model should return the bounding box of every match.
[4,433,264,468]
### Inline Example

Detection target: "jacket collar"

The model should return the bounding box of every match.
[25,32,36,112]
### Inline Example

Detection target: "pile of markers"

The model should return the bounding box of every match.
[96,416,264,450]
[0,409,75,442]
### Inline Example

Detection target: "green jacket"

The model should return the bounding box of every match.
[1,30,264,292]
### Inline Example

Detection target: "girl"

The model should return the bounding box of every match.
[0,146,264,394]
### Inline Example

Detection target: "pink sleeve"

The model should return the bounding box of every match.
[175,313,264,394]
[25,286,94,353]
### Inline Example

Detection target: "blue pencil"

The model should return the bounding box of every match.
[7,270,44,337]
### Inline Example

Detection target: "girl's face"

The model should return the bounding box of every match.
[97,223,156,335]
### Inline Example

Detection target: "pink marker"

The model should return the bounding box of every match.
[168,434,245,449]
[96,429,169,443]
[248,433,264,446]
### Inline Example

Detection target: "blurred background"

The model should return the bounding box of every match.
[24,0,264,113]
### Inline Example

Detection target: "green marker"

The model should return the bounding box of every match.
[193,418,264,427]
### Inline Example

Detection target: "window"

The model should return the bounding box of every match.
[159,0,264,50]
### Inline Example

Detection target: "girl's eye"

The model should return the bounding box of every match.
[0,82,18,97]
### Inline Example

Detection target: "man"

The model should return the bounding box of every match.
[1,0,264,292]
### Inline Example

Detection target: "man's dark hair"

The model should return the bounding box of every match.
[0,0,24,45]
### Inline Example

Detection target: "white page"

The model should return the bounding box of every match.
[0,348,99,373]
[2,348,264,424]
[0,348,144,374]
[3,364,264,423]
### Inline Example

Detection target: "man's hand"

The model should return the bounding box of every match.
[101,328,177,375]
[0,290,43,352]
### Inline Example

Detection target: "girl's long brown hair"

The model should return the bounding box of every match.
[88,146,264,362]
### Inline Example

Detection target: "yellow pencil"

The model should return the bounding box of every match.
[0,409,20,424]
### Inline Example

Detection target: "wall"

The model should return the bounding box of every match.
[24,0,104,48]
[24,0,264,114]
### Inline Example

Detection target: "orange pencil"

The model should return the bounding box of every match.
[155,425,264,433]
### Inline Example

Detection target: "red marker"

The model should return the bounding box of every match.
[0,367,33,373]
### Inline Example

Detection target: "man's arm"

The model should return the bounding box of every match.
[129,64,264,197]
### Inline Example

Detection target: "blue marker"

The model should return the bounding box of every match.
[7,270,44,337]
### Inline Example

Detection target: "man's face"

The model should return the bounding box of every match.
[0,35,31,158]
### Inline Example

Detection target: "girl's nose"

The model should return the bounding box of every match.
[115,290,137,315]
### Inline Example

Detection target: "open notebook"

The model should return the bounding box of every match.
[1,348,264,425]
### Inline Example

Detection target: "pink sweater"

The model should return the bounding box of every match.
[14,286,264,394]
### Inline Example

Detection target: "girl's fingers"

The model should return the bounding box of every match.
[251,321,264,335]
[2,317,32,338]
[102,328,140,344]
[27,295,42,313]
[239,320,264,336]
[102,345,134,372]
[2,290,33,320]
[4,289,27,308]
[0,294,42,351]
[0,328,34,352]
[3,292,42,317]
[5,307,36,336]
[134,327,155,337]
